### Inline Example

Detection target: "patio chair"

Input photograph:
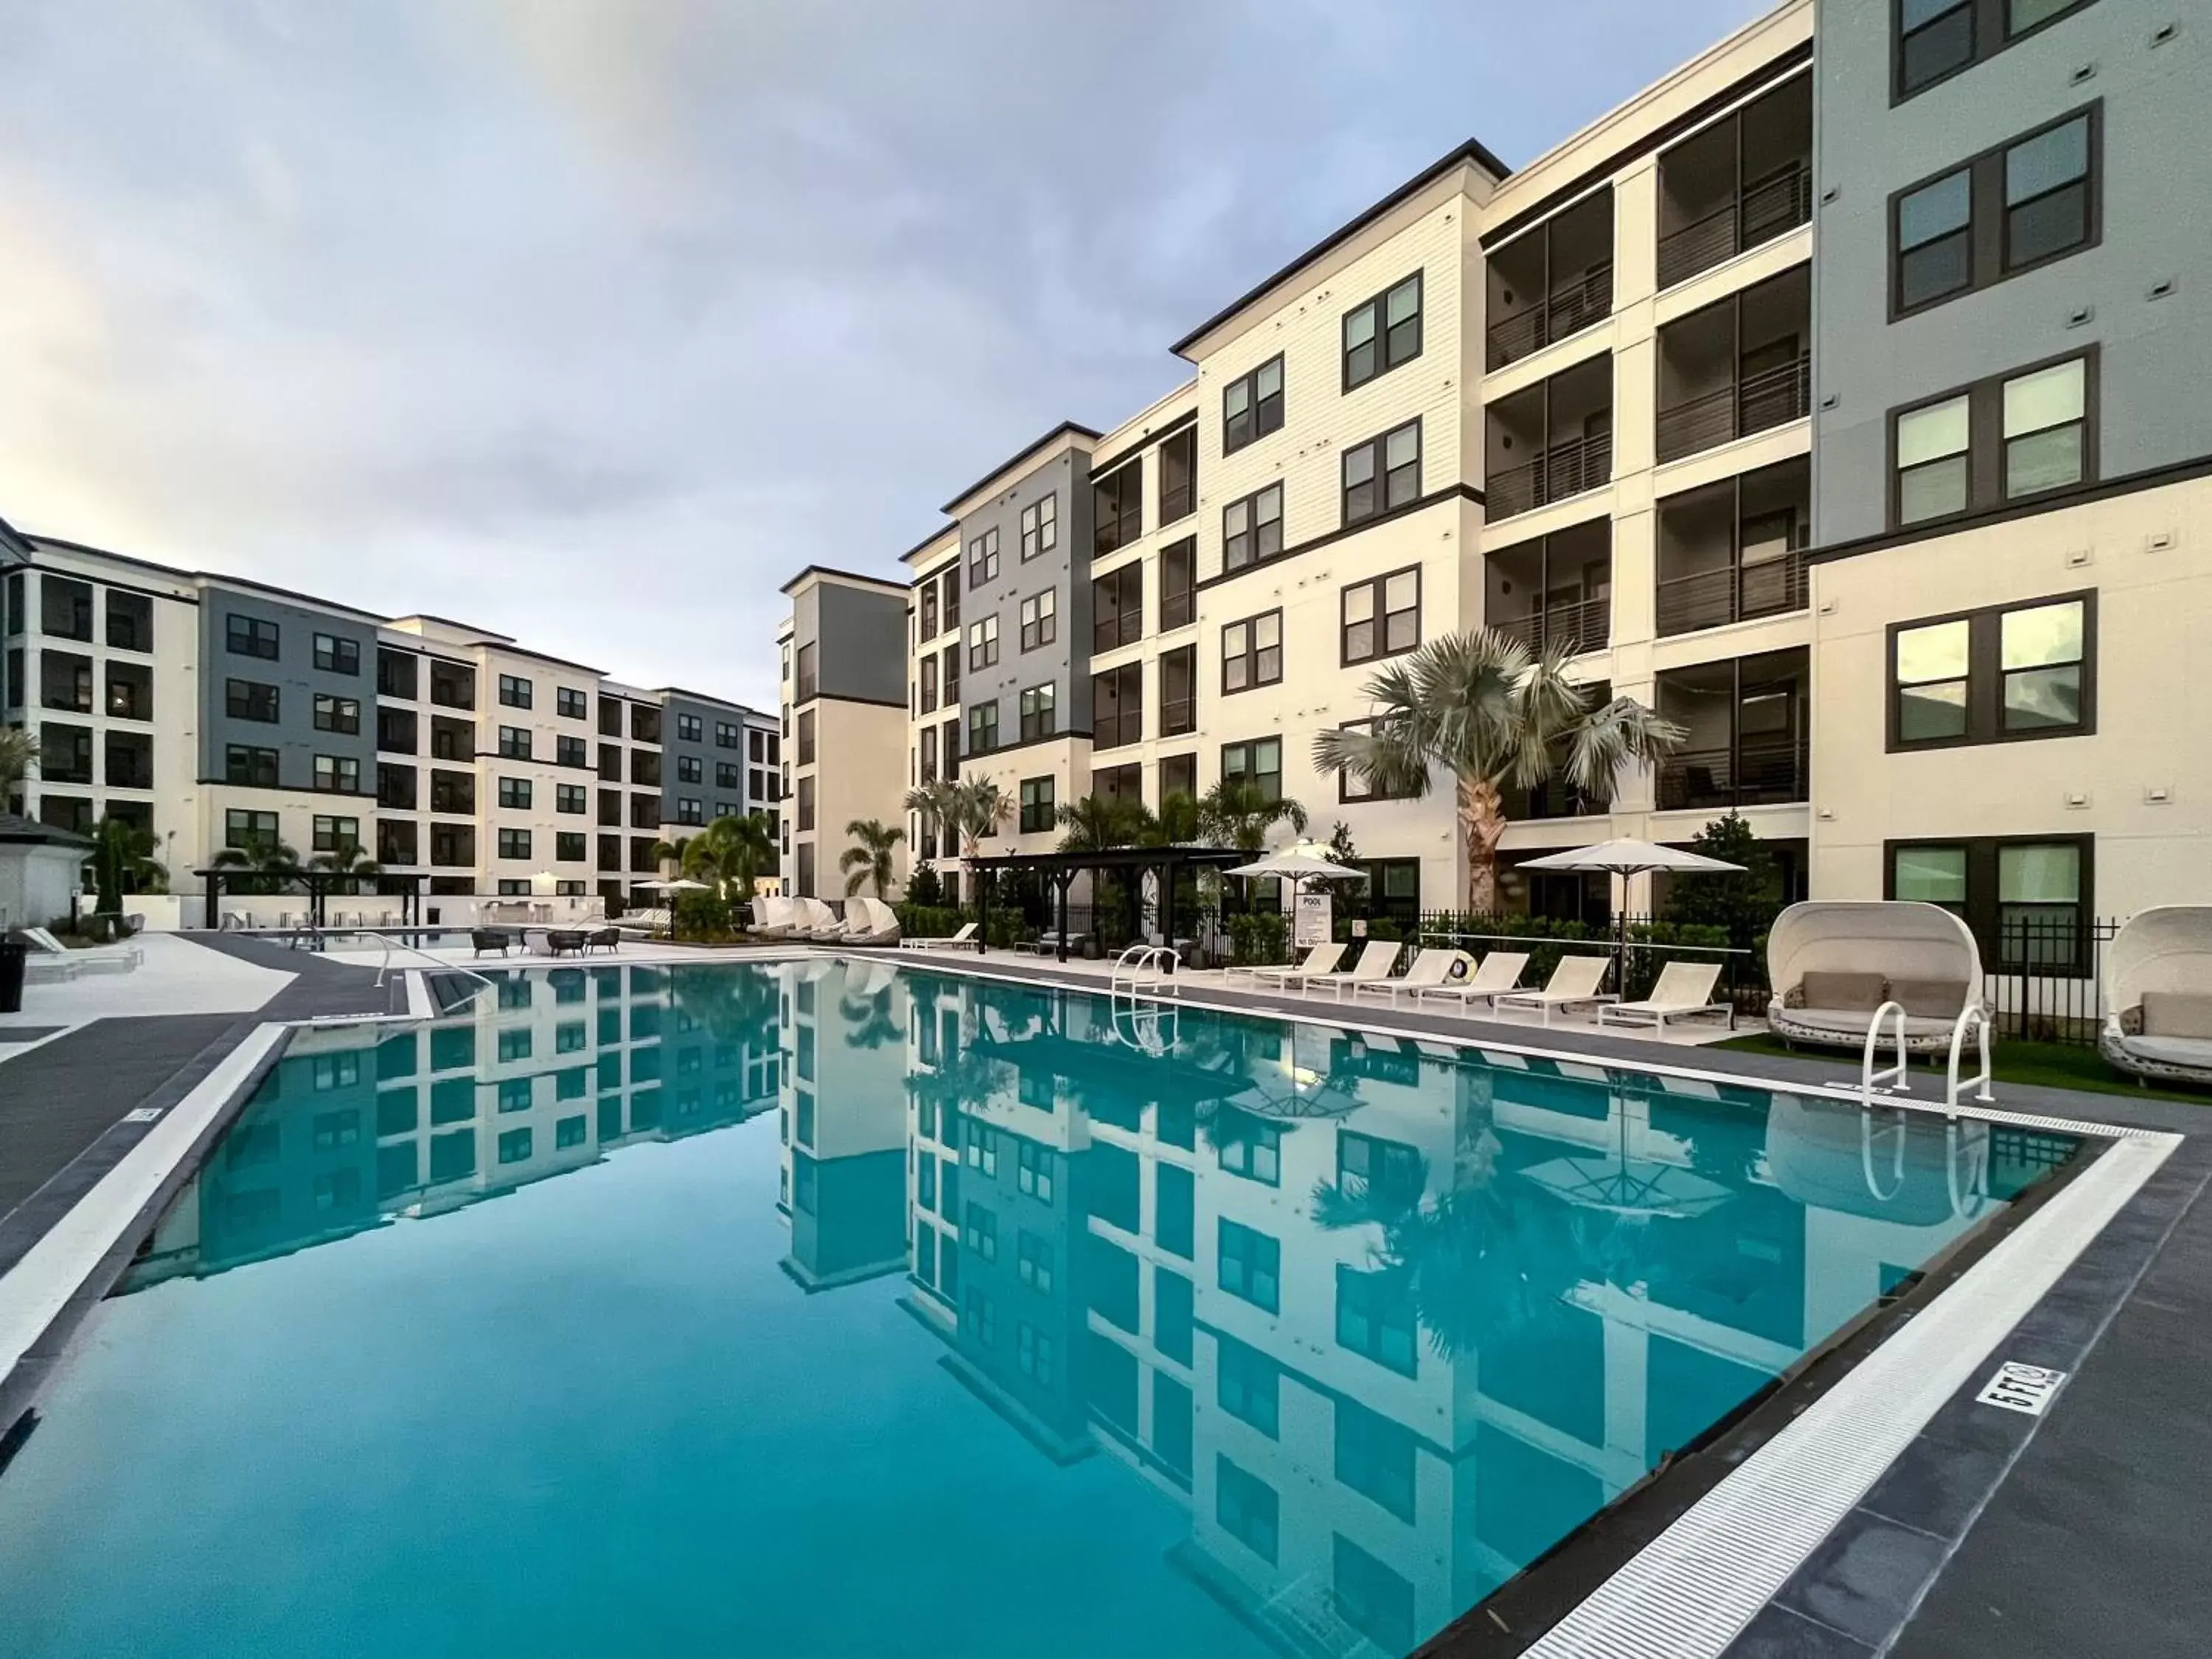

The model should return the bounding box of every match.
[841,897,903,947]
[1765,901,1983,1053]
[748,896,799,939]
[21,925,142,974]
[585,927,622,956]
[902,922,978,952]
[2100,905,2212,1086]
[1494,956,1617,1025]
[1018,930,1090,957]
[521,929,560,957]
[1598,960,1734,1034]
[470,929,512,958]
[1410,950,1530,1013]
[1231,941,1346,994]
[1353,947,1473,1007]
[1313,940,1403,1001]
[794,897,846,942]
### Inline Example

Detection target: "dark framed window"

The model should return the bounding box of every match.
[498,726,532,760]
[498,776,532,810]
[1093,457,1142,556]
[1159,538,1196,630]
[1217,1218,1281,1313]
[715,761,740,789]
[1360,859,1422,931]
[1216,1336,1279,1436]
[967,615,998,672]
[313,633,360,675]
[1342,420,1422,526]
[1019,493,1057,561]
[1018,683,1055,742]
[1093,561,1142,652]
[557,734,588,768]
[1160,752,1197,803]
[675,798,703,826]
[1335,1400,1419,1524]
[1221,736,1282,802]
[226,678,279,723]
[1893,0,2098,102]
[1343,271,1423,391]
[1890,105,2098,319]
[497,672,532,709]
[1160,645,1196,737]
[1018,775,1055,834]
[1215,1455,1279,1563]
[967,700,998,755]
[967,527,999,587]
[1222,355,1284,454]
[226,614,279,659]
[311,814,361,854]
[919,655,938,714]
[225,808,279,847]
[941,642,960,706]
[1222,483,1284,573]
[312,754,360,793]
[919,578,941,640]
[1890,591,2092,750]
[1159,426,1197,523]
[554,831,586,862]
[1018,588,1056,653]
[1341,567,1420,666]
[677,754,702,784]
[557,687,588,720]
[498,827,532,860]
[1221,608,1282,695]
[715,720,739,748]
[225,745,279,787]
[1336,1264,1418,1376]
[1338,721,1419,802]
[105,591,153,652]
[1217,1115,1281,1185]
[675,712,702,742]
[557,783,588,813]
[1091,661,1143,749]
[313,693,361,734]
[377,648,418,700]
[1888,834,2092,971]
[1891,349,2096,527]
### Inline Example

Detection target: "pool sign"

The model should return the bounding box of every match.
[1294,894,1333,949]
[1975,1360,2069,1416]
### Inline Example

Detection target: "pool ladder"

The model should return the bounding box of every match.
[1109,945,1181,1056]
[1858,1001,1995,1112]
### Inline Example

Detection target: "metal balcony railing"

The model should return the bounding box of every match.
[1486,431,1613,521]
[1656,163,1813,290]
[1655,733,1807,811]
[1490,595,1611,658]
[1485,263,1615,371]
[1654,552,1809,636]
[1655,354,1810,465]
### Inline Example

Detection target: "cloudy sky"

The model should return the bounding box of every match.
[0,0,1768,709]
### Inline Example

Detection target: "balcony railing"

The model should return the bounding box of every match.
[1655,552,1809,636]
[1655,354,1809,465]
[1656,163,1813,291]
[1486,431,1613,521]
[1490,595,1610,658]
[1486,263,1615,371]
[1655,733,1807,811]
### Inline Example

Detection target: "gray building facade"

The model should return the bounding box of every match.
[198,583,380,810]
[657,689,756,830]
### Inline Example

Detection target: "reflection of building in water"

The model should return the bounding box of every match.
[777,961,912,1291]
[133,964,781,1285]
[894,975,2062,1655]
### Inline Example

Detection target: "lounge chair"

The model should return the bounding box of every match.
[1232,941,1346,993]
[1599,960,1733,1033]
[794,898,846,942]
[1495,956,1616,1025]
[1314,940,1403,1001]
[1353,947,1471,1007]
[611,907,672,936]
[841,897,903,947]
[2100,905,2212,1086]
[1411,950,1530,1013]
[749,896,799,939]
[1017,930,1090,956]
[1766,901,1983,1053]
[21,925,142,975]
[902,922,978,952]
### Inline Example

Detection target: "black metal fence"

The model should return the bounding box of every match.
[1982,915,2119,1046]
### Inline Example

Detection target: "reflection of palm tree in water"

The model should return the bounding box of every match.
[667,964,779,1046]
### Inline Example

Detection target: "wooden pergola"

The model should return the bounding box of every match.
[195,867,423,931]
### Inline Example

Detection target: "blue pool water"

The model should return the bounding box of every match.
[0,959,2073,1658]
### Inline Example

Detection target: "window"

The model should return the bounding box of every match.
[1091,662,1143,749]
[1891,593,2090,748]
[967,700,998,755]
[1337,1265,1418,1376]
[716,761,740,790]
[1894,0,2097,101]
[225,809,279,848]
[1160,752,1197,804]
[1018,683,1055,742]
[313,754,360,793]
[1019,493,1058,560]
[227,614,279,659]
[1217,1218,1280,1312]
[498,673,532,709]
[490,726,526,760]
[498,777,532,809]
[714,720,739,748]
[1341,568,1421,666]
[1019,776,1055,834]
[1222,484,1284,573]
[557,783,587,813]
[675,712,702,742]
[1343,271,1422,390]
[1217,1338,1279,1436]
[1159,426,1197,524]
[1336,1401,1418,1523]
[1160,645,1196,737]
[226,678,279,723]
[1342,420,1422,526]
[677,754,702,784]
[313,694,361,734]
[557,734,588,768]
[1221,737,1282,802]
[498,827,532,860]
[1160,538,1196,630]
[313,633,359,675]
[793,642,817,701]
[1216,1458,1279,1565]
[1891,352,2095,527]
[1889,835,2091,970]
[919,578,942,640]
[1018,589,1056,653]
[1337,720,1419,802]
[1891,106,2098,318]
[1222,355,1284,453]
[105,591,152,653]
[967,615,998,672]
[1089,561,1140,653]
[554,831,587,862]
[796,708,815,765]
[1221,609,1282,694]
[378,649,418,700]
[311,815,360,853]
[672,798,700,827]
[1217,1115,1281,1185]
[1015,1138,1053,1200]
[1093,457,1143,555]
[557,687,588,720]
[967,526,999,586]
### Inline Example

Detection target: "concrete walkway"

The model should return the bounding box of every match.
[0,933,296,1032]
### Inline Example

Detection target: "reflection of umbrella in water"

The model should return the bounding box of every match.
[1518,1099,1734,1220]
[1220,1069,1361,1121]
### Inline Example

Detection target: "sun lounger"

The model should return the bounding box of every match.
[901,922,978,951]
[611,907,672,936]
[1411,950,1530,1012]
[1232,940,1347,993]
[748,896,799,939]
[1493,956,1617,1025]
[21,925,142,974]
[840,897,903,946]
[1313,940,1403,1001]
[1353,947,1470,1006]
[1598,960,1733,1033]
[1016,931,1090,956]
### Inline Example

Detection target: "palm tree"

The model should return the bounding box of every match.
[1312,628,1685,911]
[1197,776,1309,853]
[308,840,382,894]
[1054,793,1149,852]
[0,725,37,810]
[680,813,776,902]
[950,778,1011,860]
[211,832,302,897]
[85,815,167,915]
[647,834,689,876]
[840,817,904,898]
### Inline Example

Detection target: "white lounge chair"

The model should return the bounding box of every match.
[1354,947,1470,1006]
[611,907,672,936]
[901,922,978,951]
[748,896,799,939]
[21,925,142,975]
[841,897,902,947]
[1315,940,1403,1001]
[1411,950,1530,1013]
[2100,905,2212,1086]
[1766,901,1983,1053]
[1234,940,1347,994]
[1599,960,1733,1033]
[1495,956,1616,1025]
[796,898,846,942]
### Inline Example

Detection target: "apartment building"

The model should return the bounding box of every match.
[0,526,771,914]
[778,566,908,901]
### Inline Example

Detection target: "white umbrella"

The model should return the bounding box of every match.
[1515,839,1745,992]
[634,877,712,893]
[1226,841,1365,881]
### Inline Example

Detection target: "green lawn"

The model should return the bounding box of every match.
[1714,1031,2212,1106]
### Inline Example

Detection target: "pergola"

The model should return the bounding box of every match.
[968,844,1250,961]
[195,868,424,931]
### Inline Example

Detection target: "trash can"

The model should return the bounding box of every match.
[0,937,26,1015]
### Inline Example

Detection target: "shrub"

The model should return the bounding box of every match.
[905,863,945,908]
[1227,911,1288,966]
[894,903,964,939]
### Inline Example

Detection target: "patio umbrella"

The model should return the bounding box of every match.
[1515,838,1745,993]
[634,876,711,938]
[1225,842,1366,881]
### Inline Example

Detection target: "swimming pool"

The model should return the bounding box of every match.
[0,958,2077,1658]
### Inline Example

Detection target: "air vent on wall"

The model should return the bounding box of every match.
[2147,277,2176,302]
[2069,61,2097,83]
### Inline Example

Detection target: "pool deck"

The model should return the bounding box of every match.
[1,936,2207,1658]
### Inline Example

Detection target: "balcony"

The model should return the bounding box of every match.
[1655,458,1811,637]
[1655,73,1812,291]
[1486,356,1613,523]
[1486,519,1611,658]
[104,731,153,790]
[1487,189,1615,371]
[1654,265,1809,465]
[428,665,474,711]
[1655,648,1808,812]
